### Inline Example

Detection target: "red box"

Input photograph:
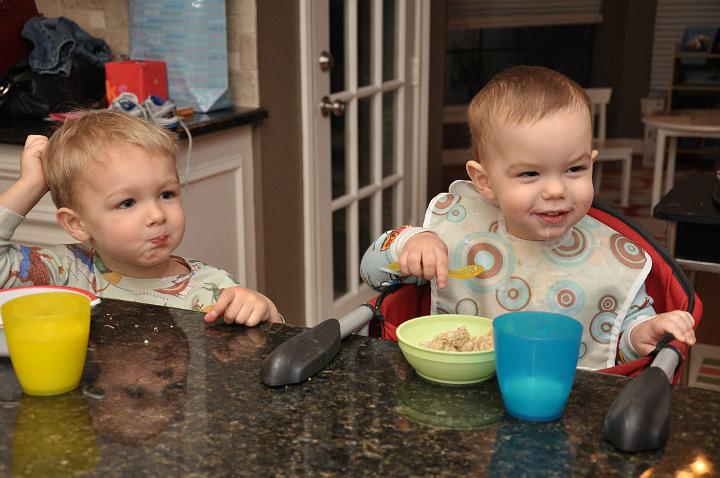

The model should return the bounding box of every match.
[105,60,169,104]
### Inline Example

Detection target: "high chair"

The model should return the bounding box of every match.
[367,200,703,384]
[585,88,634,208]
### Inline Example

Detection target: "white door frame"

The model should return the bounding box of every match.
[300,0,430,326]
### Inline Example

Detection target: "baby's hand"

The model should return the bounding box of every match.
[20,135,49,191]
[629,310,696,356]
[399,232,449,288]
[203,286,282,326]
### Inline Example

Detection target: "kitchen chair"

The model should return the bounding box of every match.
[366,200,703,384]
[585,88,634,208]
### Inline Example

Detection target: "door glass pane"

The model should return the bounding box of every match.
[358,198,372,279]
[382,186,395,232]
[331,113,347,199]
[358,0,372,87]
[330,0,345,93]
[333,208,348,298]
[358,97,372,188]
[382,90,396,177]
[382,0,396,81]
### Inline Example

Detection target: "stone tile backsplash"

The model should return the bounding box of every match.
[34,0,259,107]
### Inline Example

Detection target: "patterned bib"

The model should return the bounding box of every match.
[425,181,651,369]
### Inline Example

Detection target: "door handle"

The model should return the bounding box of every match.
[320,96,346,117]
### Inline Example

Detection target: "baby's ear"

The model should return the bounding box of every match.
[466,160,496,201]
[591,149,599,164]
[56,207,91,243]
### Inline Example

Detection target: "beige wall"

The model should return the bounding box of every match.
[255,1,305,325]
[35,0,259,107]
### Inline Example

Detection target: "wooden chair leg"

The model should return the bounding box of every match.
[621,155,632,207]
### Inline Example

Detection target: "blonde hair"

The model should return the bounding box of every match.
[43,110,178,208]
[467,65,591,164]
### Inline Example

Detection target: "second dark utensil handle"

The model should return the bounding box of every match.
[261,319,342,387]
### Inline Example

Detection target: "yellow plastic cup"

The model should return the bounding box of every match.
[2,292,91,396]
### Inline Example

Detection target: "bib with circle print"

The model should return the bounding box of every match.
[424,181,652,369]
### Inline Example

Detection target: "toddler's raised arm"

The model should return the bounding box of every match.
[0,135,49,217]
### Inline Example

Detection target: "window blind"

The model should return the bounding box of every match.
[446,0,603,30]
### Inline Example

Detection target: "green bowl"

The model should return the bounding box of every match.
[396,314,496,385]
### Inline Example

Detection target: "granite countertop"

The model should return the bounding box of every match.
[0,106,268,145]
[0,299,718,476]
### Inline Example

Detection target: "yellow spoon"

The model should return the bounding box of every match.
[386,262,484,279]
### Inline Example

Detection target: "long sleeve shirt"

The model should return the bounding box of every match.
[0,205,238,313]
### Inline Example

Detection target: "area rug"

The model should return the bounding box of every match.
[687,344,720,393]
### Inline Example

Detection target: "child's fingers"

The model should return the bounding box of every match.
[435,249,448,289]
[23,135,48,155]
[244,307,266,327]
[668,322,696,345]
[203,289,233,322]
[224,300,247,324]
[420,250,438,281]
[677,312,696,344]
[24,135,46,147]
[681,311,695,330]
[662,312,696,345]
[205,288,275,327]
[404,250,424,277]
[234,301,270,326]
[397,254,408,275]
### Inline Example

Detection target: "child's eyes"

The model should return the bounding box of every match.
[160,191,177,200]
[118,199,135,209]
[518,171,539,178]
[567,165,587,173]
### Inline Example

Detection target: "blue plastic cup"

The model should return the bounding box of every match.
[493,311,583,422]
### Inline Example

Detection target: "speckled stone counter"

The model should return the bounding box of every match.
[1,299,719,477]
[0,106,267,145]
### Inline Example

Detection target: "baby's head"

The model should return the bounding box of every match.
[467,65,591,165]
[43,110,186,278]
[43,110,178,210]
[466,66,597,241]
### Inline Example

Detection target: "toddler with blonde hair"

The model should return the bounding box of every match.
[0,110,281,326]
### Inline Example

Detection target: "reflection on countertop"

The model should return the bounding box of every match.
[0,298,718,476]
[0,106,268,145]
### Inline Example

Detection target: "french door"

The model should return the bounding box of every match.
[301,0,430,325]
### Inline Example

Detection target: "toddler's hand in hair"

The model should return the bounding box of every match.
[629,310,696,356]
[399,232,449,288]
[20,135,49,193]
[203,286,282,326]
